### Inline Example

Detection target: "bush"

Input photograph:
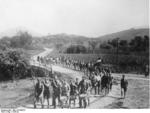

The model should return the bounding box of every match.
[65,45,87,53]
[10,32,32,49]
[0,48,30,81]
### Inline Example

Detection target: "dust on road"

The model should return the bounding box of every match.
[0,48,149,109]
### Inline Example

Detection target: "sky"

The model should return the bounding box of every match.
[0,0,149,37]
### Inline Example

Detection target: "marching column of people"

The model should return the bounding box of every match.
[33,56,129,109]
[33,70,115,108]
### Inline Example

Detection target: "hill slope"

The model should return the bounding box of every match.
[1,28,149,45]
[95,28,149,41]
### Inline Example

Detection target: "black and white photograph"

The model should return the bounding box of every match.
[0,0,149,110]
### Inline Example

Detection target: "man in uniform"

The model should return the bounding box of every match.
[43,78,51,108]
[120,75,128,98]
[91,72,98,95]
[69,80,78,107]
[108,72,113,92]
[96,74,101,95]
[51,76,61,108]
[101,71,109,95]
[78,76,89,108]
[61,80,70,104]
[145,64,149,77]
[75,78,79,92]
[34,79,44,108]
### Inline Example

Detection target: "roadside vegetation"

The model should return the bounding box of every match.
[0,32,44,81]
[49,35,149,74]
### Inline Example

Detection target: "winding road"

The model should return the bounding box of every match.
[24,48,121,109]
[22,48,149,109]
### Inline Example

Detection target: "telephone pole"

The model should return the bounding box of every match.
[116,37,120,72]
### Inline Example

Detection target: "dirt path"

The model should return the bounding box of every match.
[0,48,149,109]
[30,48,53,65]
[31,48,150,81]
[19,48,150,109]
[24,48,122,109]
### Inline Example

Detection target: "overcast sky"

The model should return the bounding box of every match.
[0,0,149,37]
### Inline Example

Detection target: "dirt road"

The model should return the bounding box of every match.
[27,47,149,109]
[24,48,120,108]
[31,48,149,80]
[30,48,53,65]
[27,48,149,109]
[1,48,148,109]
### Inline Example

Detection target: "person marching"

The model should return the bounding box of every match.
[90,72,97,95]
[61,80,70,104]
[75,78,79,92]
[101,70,109,95]
[93,72,98,95]
[108,70,113,92]
[86,78,92,106]
[51,76,61,108]
[34,79,44,108]
[69,80,78,107]
[96,73,101,95]
[145,64,149,77]
[120,75,128,98]
[43,78,51,108]
[78,76,89,108]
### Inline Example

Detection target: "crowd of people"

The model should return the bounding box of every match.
[37,56,110,75]
[36,55,149,77]
[33,55,128,109]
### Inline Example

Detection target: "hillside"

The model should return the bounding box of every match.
[1,28,149,46]
[32,34,91,48]
[43,33,90,44]
[34,28,149,45]
[95,28,149,42]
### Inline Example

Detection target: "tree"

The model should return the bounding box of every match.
[108,38,119,48]
[0,37,11,50]
[129,36,144,52]
[119,40,127,47]
[10,31,32,49]
[119,40,128,52]
[99,42,111,49]
[143,35,149,51]
[65,45,87,53]
[55,43,63,50]
[88,40,98,53]
[0,48,29,81]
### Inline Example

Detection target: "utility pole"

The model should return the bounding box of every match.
[116,37,120,72]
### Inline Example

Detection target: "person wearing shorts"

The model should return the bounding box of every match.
[34,79,44,108]
[43,78,50,108]
[121,75,128,98]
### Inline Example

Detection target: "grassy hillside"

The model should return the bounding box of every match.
[95,28,149,42]
[32,28,149,50]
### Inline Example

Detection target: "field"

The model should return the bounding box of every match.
[48,52,148,73]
